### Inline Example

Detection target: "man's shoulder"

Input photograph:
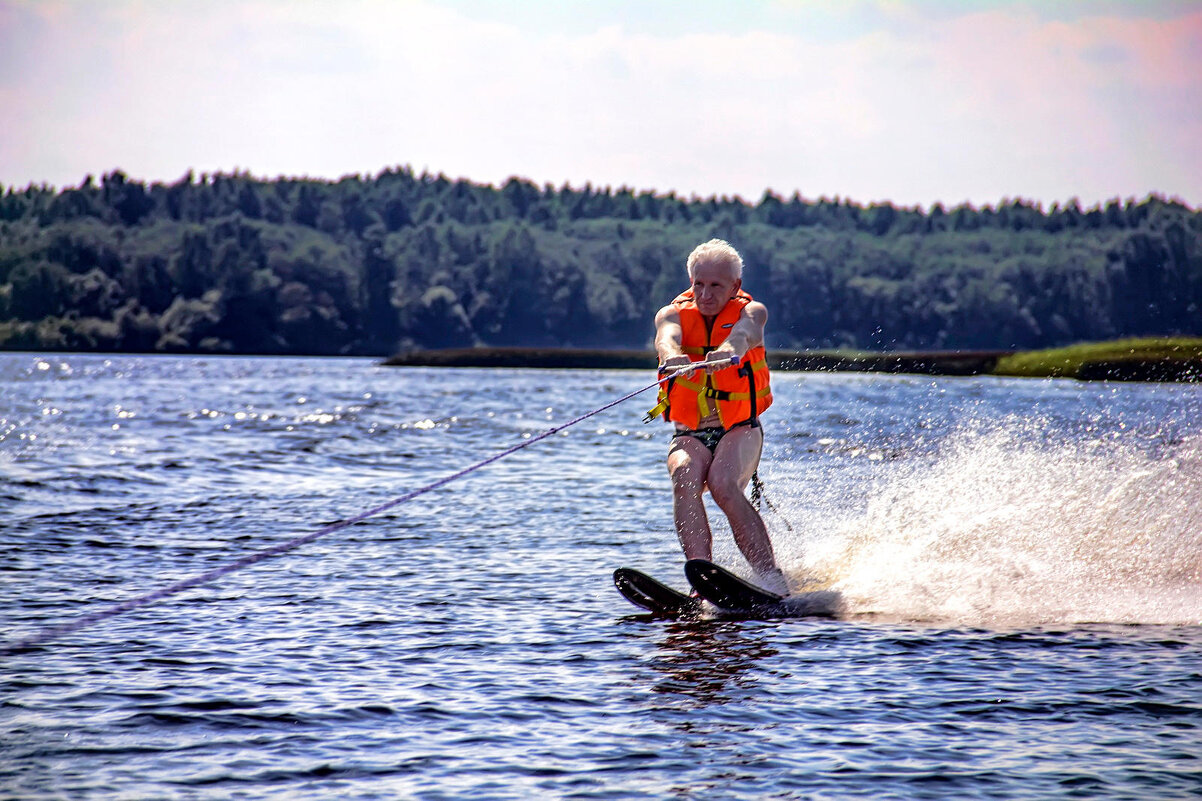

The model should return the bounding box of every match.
[654,303,682,325]
[740,298,768,324]
[741,297,768,313]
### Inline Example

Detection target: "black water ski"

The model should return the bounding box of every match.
[684,559,783,611]
[613,568,700,618]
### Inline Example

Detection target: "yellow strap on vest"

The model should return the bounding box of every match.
[643,389,670,423]
[669,374,713,419]
[673,376,705,391]
[719,386,773,402]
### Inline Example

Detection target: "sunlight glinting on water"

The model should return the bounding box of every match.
[2,356,1200,800]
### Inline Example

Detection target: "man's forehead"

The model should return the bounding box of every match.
[692,260,738,280]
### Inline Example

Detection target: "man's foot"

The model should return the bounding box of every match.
[755,567,791,598]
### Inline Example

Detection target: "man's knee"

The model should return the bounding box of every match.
[668,449,703,481]
[707,475,747,509]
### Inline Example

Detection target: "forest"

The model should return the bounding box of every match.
[0,167,1199,356]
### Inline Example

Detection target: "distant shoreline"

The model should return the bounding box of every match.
[382,340,1202,382]
[381,347,1009,376]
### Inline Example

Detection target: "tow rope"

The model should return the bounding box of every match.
[0,359,731,656]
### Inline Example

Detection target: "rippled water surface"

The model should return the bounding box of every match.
[2,354,1200,799]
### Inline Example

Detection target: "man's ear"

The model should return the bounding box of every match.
[732,278,742,296]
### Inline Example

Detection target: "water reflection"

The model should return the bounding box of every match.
[644,619,779,707]
[628,619,787,797]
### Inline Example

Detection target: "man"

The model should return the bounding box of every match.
[646,239,788,594]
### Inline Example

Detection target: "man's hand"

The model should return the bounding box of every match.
[660,354,696,375]
[661,352,739,376]
[701,349,739,373]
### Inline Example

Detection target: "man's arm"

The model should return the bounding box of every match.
[654,305,692,370]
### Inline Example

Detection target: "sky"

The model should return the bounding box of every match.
[2,0,1200,208]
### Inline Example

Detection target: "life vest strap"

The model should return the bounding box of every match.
[714,385,772,402]
[643,390,670,423]
[645,360,770,425]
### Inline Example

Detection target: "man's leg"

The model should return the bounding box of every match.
[707,426,780,576]
[667,436,714,561]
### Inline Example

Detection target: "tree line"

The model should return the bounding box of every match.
[0,167,1198,355]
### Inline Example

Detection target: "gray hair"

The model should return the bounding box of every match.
[686,239,743,279]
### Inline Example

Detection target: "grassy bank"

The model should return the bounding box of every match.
[383,338,1202,382]
[992,337,1202,381]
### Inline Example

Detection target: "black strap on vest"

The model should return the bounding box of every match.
[738,360,759,427]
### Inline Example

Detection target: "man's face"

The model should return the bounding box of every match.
[690,259,741,316]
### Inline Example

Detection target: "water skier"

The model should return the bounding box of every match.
[645,239,789,596]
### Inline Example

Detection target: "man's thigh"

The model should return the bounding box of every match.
[709,425,763,489]
[667,434,714,487]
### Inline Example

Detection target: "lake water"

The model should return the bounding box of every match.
[1,353,1200,799]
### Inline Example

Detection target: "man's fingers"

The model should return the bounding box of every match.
[661,355,737,375]
[661,362,697,376]
[704,354,739,371]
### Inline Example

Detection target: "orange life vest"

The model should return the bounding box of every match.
[644,289,772,429]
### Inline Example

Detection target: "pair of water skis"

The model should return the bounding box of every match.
[614,559,839,619]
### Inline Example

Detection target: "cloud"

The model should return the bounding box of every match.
[1,0,1198,207]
